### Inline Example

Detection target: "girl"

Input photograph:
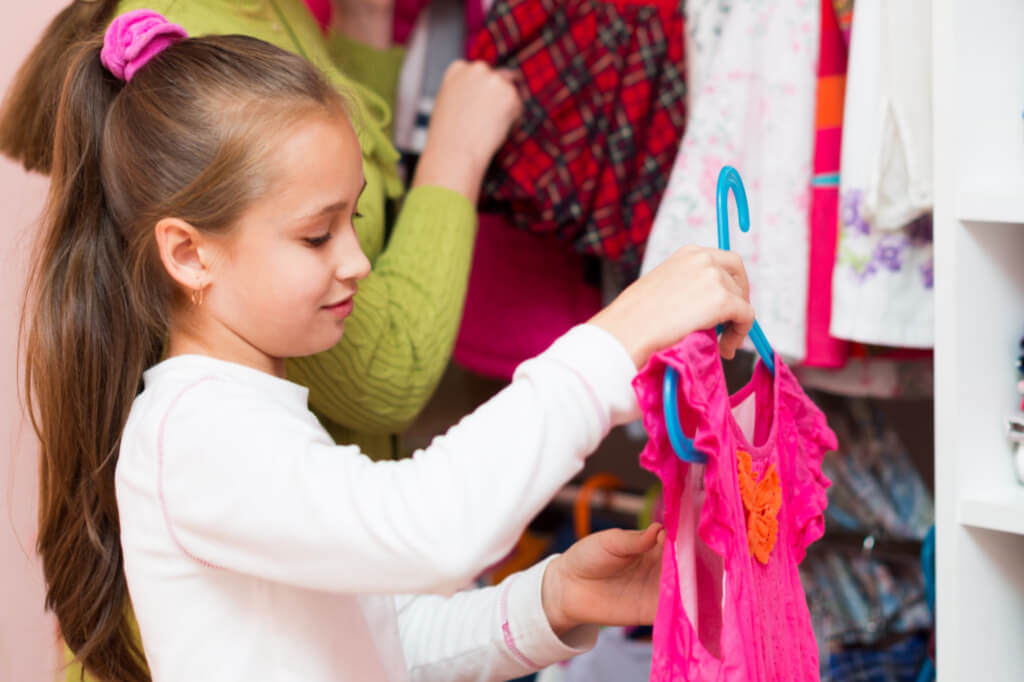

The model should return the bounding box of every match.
[26,10,755,682]
[2,0,521,461]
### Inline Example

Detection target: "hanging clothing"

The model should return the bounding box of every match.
[641,0,820,361]
[828,634,930,682]
[397,0,468,154]
[393,0,493,155]
[832,0,854,46]
[394,6,431,155]
[793,356,933,399]
[421,0,466,105]
[454,216,602,380]
[394,0,432,44]
[805,0,850,368]
[465,0,491,55]
[830,0,934,347]
[682,0,733,95]
[821,400,934,541]
[634,330,835,681]
[801,399,933,652]
[452,0,603,382]
[469,0,687,281]
[802,551,931,650]
[303,0,331,31]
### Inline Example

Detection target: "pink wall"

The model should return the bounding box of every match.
[1,3,65,680]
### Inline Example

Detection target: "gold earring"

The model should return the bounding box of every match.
[191,285,204,306]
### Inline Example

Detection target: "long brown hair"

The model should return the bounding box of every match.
[23,34,346,681]
[0,1,120,173]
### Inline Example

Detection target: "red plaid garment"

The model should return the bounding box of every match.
[469,0,686,280]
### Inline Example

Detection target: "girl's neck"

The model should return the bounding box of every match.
[168,310,286,378]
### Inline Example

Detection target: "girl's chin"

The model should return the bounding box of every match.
[290,326,345,359]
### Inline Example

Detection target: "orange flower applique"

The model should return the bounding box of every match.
[737,450,782,565]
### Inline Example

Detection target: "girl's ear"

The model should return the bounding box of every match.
[154,217,214,293]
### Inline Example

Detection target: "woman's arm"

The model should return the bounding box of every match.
[288,61,522,436]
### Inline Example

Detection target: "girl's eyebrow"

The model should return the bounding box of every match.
[297,180,368,222]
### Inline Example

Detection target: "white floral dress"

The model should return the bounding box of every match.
[641,0,821,361]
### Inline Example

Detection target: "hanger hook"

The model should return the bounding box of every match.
[716,166,750,251]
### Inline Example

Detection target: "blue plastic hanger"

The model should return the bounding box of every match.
[662,166,777,463]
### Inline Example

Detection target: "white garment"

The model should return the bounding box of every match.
[394,0,466,154]
[641,0,820,362]
[394,7,431,153]
[684,0,734,97]
[829,0,934,347]
[837,0,932,232]
[116,325,641,682]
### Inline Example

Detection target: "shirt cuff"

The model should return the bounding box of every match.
[498,556,598,670]
[516,324,642,428]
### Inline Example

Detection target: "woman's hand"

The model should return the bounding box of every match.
[413,60,522,202]
[541,525,665,636]
[590,245,756,369]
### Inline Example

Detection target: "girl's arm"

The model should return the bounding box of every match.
[394,524,663,681]
[156,324,638,594]
[395,558,596,682]
[156,245,752,593]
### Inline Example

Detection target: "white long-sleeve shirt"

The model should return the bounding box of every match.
[115,324,641,681]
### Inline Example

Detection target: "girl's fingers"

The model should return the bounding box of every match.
[603,524,662,557]
[718,299,755,359]
[709,249,750,301]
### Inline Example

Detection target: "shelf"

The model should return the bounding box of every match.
[958,186,1024,223]
[959,481,1024,535]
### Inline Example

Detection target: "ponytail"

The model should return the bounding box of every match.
[25,41,154,682]
[0,0,118,173]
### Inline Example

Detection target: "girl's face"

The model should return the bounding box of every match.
[197,112,371,375]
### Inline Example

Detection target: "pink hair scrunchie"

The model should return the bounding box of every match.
[100,9,188,82]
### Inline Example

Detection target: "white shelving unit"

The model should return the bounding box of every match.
[934,1,1024,679]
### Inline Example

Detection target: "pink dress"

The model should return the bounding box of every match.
[633,331,835,681]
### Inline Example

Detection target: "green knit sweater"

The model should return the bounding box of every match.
[118,0,477,460]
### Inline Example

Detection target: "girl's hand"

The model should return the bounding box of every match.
[541,525,665,635]
[590,245,756,369]
[413,60,523,202]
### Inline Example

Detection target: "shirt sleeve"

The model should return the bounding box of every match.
[395,557,598,681]
[159,325,641,594]
[286,185,477,436]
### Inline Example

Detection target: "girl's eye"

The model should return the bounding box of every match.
[353,211,364,220]
[304,233,332,247]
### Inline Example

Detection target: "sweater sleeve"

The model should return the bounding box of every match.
[159,325,640,595]
[395,557,598,681]
[286,185,477,434]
